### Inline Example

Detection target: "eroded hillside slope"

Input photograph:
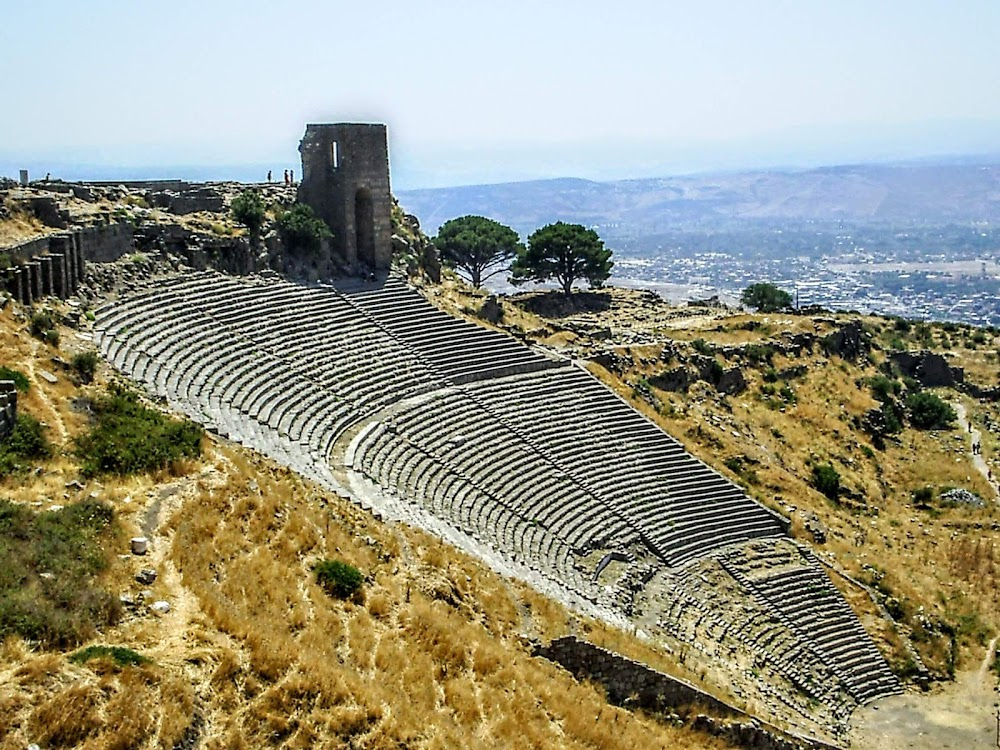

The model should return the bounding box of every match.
[0,301,727,750]
[429,280,1000,691]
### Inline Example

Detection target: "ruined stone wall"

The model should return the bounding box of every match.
[1,223,132,304]
[535,637,840,750]
[0,381,17,441]
[298,123,392,271]
[76,224,135,263]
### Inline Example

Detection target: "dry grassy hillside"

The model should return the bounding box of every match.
[429,279,1000,684]
[0,302,726,749]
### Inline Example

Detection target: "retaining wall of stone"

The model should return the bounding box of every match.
[535,637,842,750]
[0,381,17,441]
[1,223,133,304]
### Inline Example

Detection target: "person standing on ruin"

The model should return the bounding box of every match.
[267,170,272,183]
[283,169,289,186]
[289,169,294,186]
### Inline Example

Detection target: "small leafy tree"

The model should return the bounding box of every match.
[71,351,99,384]
[906,392,956,430]
[510,222,612,296]
[811,462,841,501]
[741,283,793,312]
[434,215,522,288]
[231,189,267,248]
[278,203,332,256]
[313,559,364,599]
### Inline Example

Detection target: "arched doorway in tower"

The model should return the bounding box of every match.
[355,188,375,267]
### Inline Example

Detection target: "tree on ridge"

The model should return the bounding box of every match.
[741,282,793,312]
[434,215,523,288]
[510,222,613,296]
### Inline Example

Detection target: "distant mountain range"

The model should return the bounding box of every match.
[397,160,1000,237]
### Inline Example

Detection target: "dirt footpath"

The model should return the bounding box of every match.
[850,650,999,749]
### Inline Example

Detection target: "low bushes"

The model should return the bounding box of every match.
[29,310,59,347]
[0,414,51,477]
[0,499,120,647]
[811,463,841,501]
[70,351,99,384]
[313,559,364,599]
[906,392,956,430]
[70,645,150,668]
[75,385,203,477]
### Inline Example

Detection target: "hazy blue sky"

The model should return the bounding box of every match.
[2,0,999,187]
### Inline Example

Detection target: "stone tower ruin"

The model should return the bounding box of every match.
[297,123,392,271]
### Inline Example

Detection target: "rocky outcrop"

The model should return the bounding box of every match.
[821,320,869,361]
[890,350,964,388]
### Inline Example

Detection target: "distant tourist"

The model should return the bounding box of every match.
[289,169,294,186]
[283,169,289,186]
[267,170,272,182]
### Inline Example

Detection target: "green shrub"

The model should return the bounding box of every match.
[75,385,202,477]
[30,310,59,347]
[867,374,901,402]
[70,645,150,668]
[691,338,713,355]
[0,499,120,647]
[811,463,841,501]
[911,486,934,505]
[232,189,267,235]
[744,344,775,365]
[313,559,364,599]
[277,203,332,256]
[0,366,30,392]
[71,351,99,384]
[906,392,956,430]
[0,414,52,476]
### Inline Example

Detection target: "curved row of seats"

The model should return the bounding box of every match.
[354,421,600,597]
[94,272,441,468]
[467,367,786,565]
[354,389,641,555]
[96,270,899,708]
[719,544,900,704]
[335,276,566,384]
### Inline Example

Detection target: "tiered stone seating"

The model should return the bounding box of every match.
[352,421,600,597]
[335,276,567,384]
[660,560,858,724]
[96,270,900,711]
[94,272,441,469]
[719,542,900,704]
[467,367,786,565]
[360,390,639,555]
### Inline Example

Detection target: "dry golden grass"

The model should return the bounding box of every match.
[0,304,726,750]
[0,201,49,246]
[575,308,1000,678]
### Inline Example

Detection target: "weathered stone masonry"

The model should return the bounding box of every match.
[0,381,17,441]
[298,123,393,271]
[2,223,133,304]
[536,637,842,750]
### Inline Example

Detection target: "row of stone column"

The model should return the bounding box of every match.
[0,381,16,440]
[2,232,86,305]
